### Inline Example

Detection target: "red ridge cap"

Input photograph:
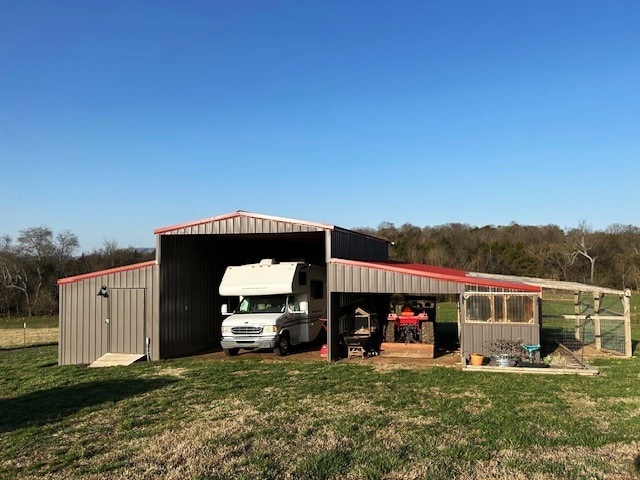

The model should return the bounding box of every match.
[154,210,335,235]
[57,261,156,285]
[330,258,541,292]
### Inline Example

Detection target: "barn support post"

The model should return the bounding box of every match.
[327,293,341,361]
[457,295,462,338]
[459,293,467,366]
[574,292,581,342]
[537,294,543,325]
[593,293,602,351]
[325,231,334,362]
[623,291,632,357]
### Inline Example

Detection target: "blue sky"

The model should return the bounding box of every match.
[1,1,639,251]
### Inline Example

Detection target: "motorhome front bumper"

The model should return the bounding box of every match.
[221,337,277,350]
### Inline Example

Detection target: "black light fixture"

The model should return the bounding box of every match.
[97,286,109,298]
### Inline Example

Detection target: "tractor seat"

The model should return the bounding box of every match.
[401,306,414,316]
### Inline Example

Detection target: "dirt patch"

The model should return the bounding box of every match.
[191,345,462,370]
[151,366,187,378]
[367,352,460,370]
[552,342,626,362]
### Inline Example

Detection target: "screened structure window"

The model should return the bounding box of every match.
[464,293,536,324]
[466,296,492,322]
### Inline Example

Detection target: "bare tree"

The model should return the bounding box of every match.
[541,245,574,281]
[0,227,79,316]
[568,221,598,283]
[54,230,80,277]
[0,238,33,316]
[607,224,640,290]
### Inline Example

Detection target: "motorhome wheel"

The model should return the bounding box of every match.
[274,333,290,356]
[223,348,239,356]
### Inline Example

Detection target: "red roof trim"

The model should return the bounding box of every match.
[57,261,157,286]
[154,210,335,235]
[330,259,541,292]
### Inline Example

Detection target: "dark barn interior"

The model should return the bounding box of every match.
[159,232,326,358]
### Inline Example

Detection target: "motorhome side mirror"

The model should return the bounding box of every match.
[299,301,308,314]
[221,304,229,315]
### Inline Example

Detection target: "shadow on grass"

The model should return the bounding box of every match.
[0,342,58,351]
[0,377,176,433]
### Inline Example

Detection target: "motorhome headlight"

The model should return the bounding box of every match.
[221,325,232,335]
[266,325,278,333]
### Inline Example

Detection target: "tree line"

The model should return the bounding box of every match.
[0,227,154,317]
[355,220,640,292]
[2,221,638,317]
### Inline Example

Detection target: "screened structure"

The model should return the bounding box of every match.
[460,290,541,363]
[468,272,633,358]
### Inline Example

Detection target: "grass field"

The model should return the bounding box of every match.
[1,343,640,479]
[0,316,58,349]
[1,303,639,479]
[0,315,58,329]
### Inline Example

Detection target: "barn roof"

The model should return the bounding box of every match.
[154,210,335,235]
[467,271,626,296]
[329,259,542,293]
[57,261,157,285]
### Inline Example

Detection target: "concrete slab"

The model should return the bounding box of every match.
[464,364,599,375]
[89,353,146,368]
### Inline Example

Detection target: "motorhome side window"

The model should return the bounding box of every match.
[298,272,307,286]
[310,280,324,300]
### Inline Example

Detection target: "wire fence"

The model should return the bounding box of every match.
[541,290,628,359]
[542,316,626,356]
[0,326,58,349]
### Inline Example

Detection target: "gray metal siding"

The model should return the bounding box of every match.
[331,228,389,261]
[461,323,540,360]
[328,263,466,294]
[167,216,326,236]
[58,263,159,365]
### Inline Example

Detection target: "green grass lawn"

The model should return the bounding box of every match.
[1,345,640,479]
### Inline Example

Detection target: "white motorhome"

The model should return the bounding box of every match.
[219,259,326,356]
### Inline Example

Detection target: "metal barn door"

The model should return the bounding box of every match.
[108,288,146,355]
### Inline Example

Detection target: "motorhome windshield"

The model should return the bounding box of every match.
[237,295,287,314]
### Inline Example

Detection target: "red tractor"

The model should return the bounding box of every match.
[385,297,436,344]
